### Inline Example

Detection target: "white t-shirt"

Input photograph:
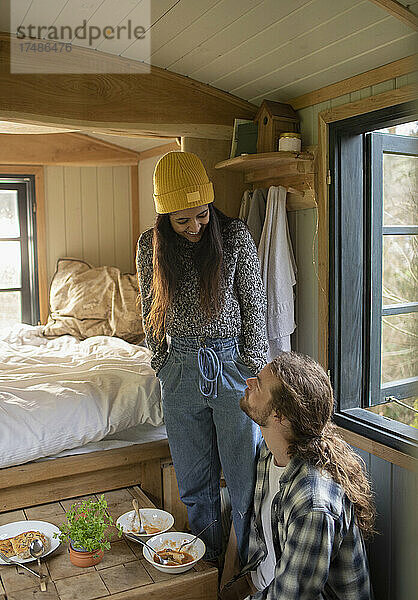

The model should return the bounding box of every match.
[251,457,285,592]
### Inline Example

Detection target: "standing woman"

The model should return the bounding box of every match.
[136,151,268,565]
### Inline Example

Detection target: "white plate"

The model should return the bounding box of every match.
[116,509,174,539]
[0,520,61,564]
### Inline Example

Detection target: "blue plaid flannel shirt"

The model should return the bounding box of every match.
[241,442,372,600]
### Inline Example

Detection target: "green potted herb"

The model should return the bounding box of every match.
[54,494,122,567]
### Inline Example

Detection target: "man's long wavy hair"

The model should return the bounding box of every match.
[270,352,375,538]
[145,204,230,342]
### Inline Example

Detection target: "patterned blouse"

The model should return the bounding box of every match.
[136,217,268,374]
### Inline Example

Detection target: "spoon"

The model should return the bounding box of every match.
[29,538,47,591]
[132,498,147,535]
[125,533,170,565]
[178,519,218,552]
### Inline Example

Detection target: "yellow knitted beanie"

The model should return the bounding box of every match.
[153,151,214,214]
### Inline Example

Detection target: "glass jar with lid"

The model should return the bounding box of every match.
[278,132,301,152]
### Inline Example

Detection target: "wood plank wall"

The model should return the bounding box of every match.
[287,210,318,359]
[296,73,418,599]
[44,165,133,283]
[354,447,417,599]
[138,156,160,234]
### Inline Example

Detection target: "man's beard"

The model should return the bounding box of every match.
[240,395,272,427]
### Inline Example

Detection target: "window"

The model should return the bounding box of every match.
[367,126,417,429]
[329,103,417,453]
[0,176,39,327]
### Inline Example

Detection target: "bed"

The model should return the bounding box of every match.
[0,323,175,513]
[0,259,181,518]
[0,323,164,468]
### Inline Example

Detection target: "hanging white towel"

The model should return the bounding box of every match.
[258,186,297,358]
[239,189,252,222]
[268,335,291,355]
[247,188,267,246]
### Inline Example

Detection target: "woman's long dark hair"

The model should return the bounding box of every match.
[270,352,376,538]
[146,204,231,342]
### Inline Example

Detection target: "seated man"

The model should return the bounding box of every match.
[220,351,374,600]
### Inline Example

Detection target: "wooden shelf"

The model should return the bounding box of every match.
[215,151,317,211]
[215,151,314,172]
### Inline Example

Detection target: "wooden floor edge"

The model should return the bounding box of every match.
[0,440,171,488]
[104,567,218,600]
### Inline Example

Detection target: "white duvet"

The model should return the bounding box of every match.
[0,324,162,469]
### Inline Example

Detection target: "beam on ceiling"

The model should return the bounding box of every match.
[290,54,418,110]
[0,33,257,140]
[367,0,418,30]
[0,132,141,165]
[138,142,179,161]
[319,83,417,123]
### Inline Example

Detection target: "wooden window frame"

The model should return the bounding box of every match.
[317,84,417,370]
[0,166,47,323]
[316,89,418,459]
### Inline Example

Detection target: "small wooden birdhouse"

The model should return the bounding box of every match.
[255,100,300,153]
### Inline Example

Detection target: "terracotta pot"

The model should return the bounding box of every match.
[69,545,104,567]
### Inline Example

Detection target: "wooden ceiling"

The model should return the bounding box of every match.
[1,0,416,101]
[0,0,416,142]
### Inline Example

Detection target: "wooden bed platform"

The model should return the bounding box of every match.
[0,439,187,527]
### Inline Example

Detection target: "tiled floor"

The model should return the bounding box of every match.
[0,487,218,600]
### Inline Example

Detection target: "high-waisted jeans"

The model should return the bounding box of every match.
[158,336,261,563]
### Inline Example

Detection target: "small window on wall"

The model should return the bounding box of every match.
[366,122,417,429]
[0,176,39,327]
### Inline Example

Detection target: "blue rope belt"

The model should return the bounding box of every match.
[198,345,221,398]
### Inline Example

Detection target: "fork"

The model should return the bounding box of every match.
[178,519,218,552]
[0,549,41,578]
[132,498,147,535]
